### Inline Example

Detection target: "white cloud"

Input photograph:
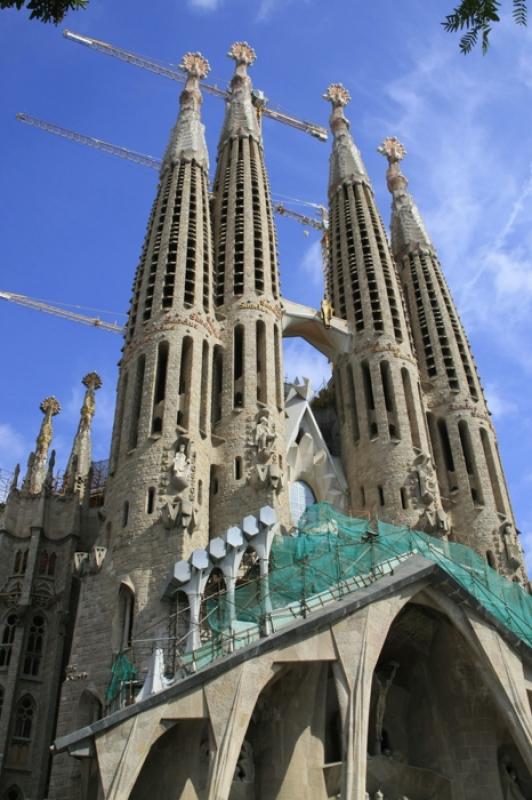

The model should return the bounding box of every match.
[0,423,28,466]
[283,338,331,394]
[300,239,323,288]
[187,0,221,10]
[484,383,518,419]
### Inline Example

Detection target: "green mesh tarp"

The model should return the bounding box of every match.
[208,502,532,647]
[106,652,137,703]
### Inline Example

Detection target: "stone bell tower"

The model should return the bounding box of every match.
[106,50,218,559]
[324,84,447,532]
[379,137,526,579]
[210,42,289,532]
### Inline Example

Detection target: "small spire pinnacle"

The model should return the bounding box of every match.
[162,50,210,172]
[65,372,102,497]
[219,41,261,145]
[324,83,368,192]
[378,136,432,254]
[23,396,61,494]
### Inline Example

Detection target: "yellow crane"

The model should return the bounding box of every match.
[0,290,125,334]
[63,30,328,143]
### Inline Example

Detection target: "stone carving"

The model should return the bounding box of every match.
[323,83,351,107]
[407,453,449,535]
[252,411,276,457]
[173,442,193,491]
[24,396,61,495]
[160,495,196,535]
[228,41,256,66]
[377,136,406,165]
[255,463,283,493]
[500,521,522,570]
[180,52,210,79]
[374,662,399,756]
[499,756,526,800]
[233,739,255,783]
[321,296,333,328]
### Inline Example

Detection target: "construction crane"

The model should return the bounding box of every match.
[63,30,328,143]
[16,113,329,236]
[0,290,124,334]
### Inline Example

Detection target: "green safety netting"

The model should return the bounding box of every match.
[207,502,532,648]
[106,652,137,703]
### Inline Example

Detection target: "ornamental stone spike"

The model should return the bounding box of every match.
[378,136,432,254]
[23,395,61,494]
[323,82,368,192]
[64,372,102,498]
[162,50,211,172]
[219,41,261,145]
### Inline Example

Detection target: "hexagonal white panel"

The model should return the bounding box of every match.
[242,515,259,538]
[225,526,244,548]
[190,549,210,571]
[173,560,192,584]
[209,537,227,560]
[259,506,277,527]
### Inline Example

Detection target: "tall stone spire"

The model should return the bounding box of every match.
[64,372,102,496]
[210,42,288,532]
[23,396,61,494]
[380,139,526,579]
[324,86,447,533]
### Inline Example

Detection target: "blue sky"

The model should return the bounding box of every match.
[1,0,531,568]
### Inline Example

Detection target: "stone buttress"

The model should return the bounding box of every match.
[48,53,219,799]
[209,43,289,533]
[380,137,526,580]
[324,85,446,532]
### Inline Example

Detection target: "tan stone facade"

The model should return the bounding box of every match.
[0,42,529,800]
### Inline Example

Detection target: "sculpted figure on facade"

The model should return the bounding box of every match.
[499,756,527,800]
[374,661,399,755]
[173,441,193,490]
[252,411,276,457]
[233,739,255,782]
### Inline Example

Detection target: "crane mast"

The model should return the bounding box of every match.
[63,30,328,142]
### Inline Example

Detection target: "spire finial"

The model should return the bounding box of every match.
[65,373,102,497]
[23,395,61,494]
[378,136,408,194]
[180,52,210,80]
[323,83,351,109]
[227,41,256,68]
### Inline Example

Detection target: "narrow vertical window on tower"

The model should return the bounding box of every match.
[334,370,346,428]
[346,365,360,443]
[116,585,135,653]
[0,613,17,667]
[479,427,505,514]
[216,144,233,306]
[458,420,483,506]
[233,140,245,296]
[233,325,245,409]
[432,260,479,400]
[380,361,400,440]
[199,340,210,438]
[128,191,158,339]
[162,162,185,310]
[419,253,458,391]
[361,361,378,439]
[256,320,267,404]
[409,255,437,377]
[249,142,265,294]
[343,187,364,330]
[23,614,46,677]
[129,355,146,450]
[274,325,283,410]
[201,172,211,313]
[144,174,172,321]
[259,155,279,300]
[184,164,198,308]
[331,200,347,320]
[111,371,128,473]
[367,203,403,342]
[177,337,193,430]
[354,186,383,333]
[151,341,169,435]
[211,345,223,425]
[401,368,421,450]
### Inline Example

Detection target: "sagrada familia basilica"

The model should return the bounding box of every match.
[0,39,531,800]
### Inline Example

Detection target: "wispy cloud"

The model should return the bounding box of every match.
[300,239,323,288]
[0,423,29,467]
[484,382,518,419]
[187,0,221,10]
